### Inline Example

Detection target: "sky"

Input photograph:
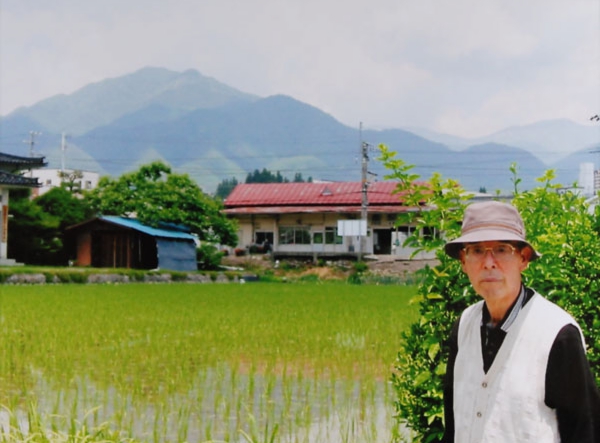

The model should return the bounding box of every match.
[1,0,599,138]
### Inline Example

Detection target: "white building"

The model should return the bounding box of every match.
[25,168,100,197]
[579,163,596,196]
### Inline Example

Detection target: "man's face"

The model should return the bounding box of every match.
[460,241,530,304]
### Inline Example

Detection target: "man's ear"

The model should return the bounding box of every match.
[459,250,467,270]
[520,246,533,267]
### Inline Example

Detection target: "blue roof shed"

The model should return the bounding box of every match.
[67,216,198,271]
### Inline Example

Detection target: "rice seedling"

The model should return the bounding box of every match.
[0,282,418,442]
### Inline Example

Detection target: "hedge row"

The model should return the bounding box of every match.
[0,269,253,284]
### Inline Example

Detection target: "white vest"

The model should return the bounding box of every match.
[453,292,583,443]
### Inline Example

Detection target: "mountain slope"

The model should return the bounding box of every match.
[455,143,546,191]
[475,119,600,165]
[1,67,598,194]
[406,119,600,166]
[8,67,258,135]
[75,95,360,178]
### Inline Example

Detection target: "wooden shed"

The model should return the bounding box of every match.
[67,216,198,271]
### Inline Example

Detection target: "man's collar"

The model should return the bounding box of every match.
[482,285,526,332]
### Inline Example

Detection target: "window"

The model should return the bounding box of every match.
[313,232,323,244]
[279,227,294,245]
[279,226,311,245]
[422,226,438,240]
[325,227,343,244]
[255,232,274,246]
[372,214,381,225]
[295,228,311,244]
[397,226,412,236]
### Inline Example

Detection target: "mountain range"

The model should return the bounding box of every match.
[1,67,599,194]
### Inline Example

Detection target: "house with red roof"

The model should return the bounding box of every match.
[223,181,437,260]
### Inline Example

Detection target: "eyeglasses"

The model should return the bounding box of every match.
[463,243,518,262]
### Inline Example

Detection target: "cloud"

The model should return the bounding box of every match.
[1,0,598,137]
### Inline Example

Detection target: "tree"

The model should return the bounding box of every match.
[8,189,63,265]
[293,172,312,183]
[6,186,93,265]
[243,168,313,184]
[36,186,93,229]
[85,161,238,246]
[215,177,239,200]
[246,168,288,184]
[57,169,84,194]
[378,146,600,443]
[34,186,94,263]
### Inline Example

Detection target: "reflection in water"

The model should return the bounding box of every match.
[1,364,409,442]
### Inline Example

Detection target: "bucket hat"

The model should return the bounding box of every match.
[444,201,541,260]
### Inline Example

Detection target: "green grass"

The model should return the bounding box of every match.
[0,282,418,442]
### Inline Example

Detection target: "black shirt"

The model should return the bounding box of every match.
[442,287,600,443]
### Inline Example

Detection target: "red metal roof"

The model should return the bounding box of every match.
[223,182,425,215]
[225,182,406,207]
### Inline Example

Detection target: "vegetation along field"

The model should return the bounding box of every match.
[0,282,419,443]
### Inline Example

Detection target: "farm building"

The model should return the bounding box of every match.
[223,181,437,260]
[67,216,198,271]
[0,152,46,266]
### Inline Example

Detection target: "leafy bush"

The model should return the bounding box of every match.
[196,243,224,270]
[53,271,90,284]
[353,261,369,274]
[379,147,600,443]
[169,271,188,282]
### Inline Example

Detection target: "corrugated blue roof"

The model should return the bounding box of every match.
[101,216,196,241]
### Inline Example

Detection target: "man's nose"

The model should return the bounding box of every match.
[482,249,497,267]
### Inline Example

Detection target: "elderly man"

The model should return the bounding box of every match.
[442,201,599,443]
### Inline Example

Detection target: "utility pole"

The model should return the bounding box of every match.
[359,123,373,260]
[26,131,41,157]
[61,132,70,171]
[591,115,600,193]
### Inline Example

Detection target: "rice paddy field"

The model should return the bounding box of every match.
[0,282,419,443]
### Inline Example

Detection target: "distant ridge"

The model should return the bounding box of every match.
[1,67,598,193]
[8,67,258,135]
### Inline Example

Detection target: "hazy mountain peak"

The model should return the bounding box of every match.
[1,67,598,194]
[8,67,258,135]
[477,118,600,165]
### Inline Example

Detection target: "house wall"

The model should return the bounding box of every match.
[156,238,197,271]
[0,188,8,261]
[75,231,92,266]
[231,212,436,259]
[26,169,100,197]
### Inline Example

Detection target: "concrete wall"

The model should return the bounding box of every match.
[231,212,437,259]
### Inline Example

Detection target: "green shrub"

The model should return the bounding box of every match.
[379,147,600,443]
[298,274,320,283]
[196,243,224,270]
[58,271,90,284]
[128,270,147,282]
[169,271,188,282]
[353,261,368,274]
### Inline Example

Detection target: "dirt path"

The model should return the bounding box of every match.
[222,254,439,279]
